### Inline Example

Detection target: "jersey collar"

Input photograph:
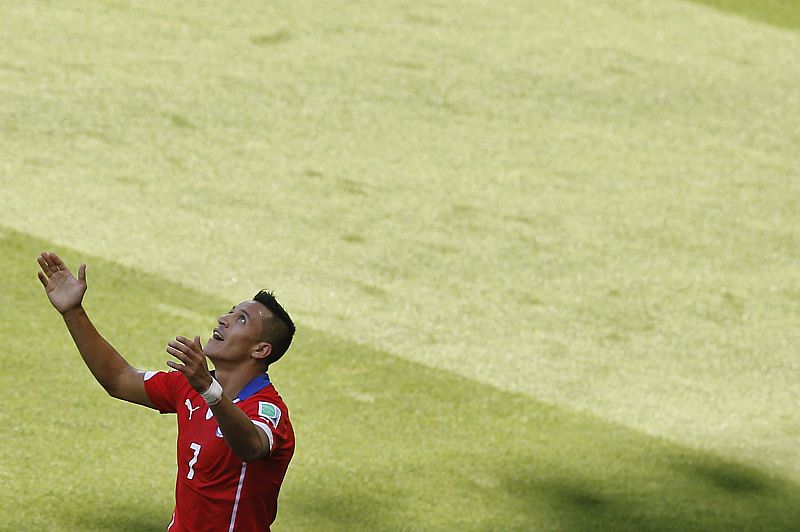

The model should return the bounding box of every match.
[209,371,271,402]
[237,373,272,401]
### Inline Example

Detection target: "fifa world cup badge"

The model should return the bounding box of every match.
[258,402,281,428]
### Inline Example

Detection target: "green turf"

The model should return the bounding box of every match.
[4,228,800,531]
[3,0,798,477]
[689,0,800,32]
[1,0,799,529]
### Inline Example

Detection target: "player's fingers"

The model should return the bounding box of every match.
[166,345,191,362]
[194,335,203,351]
[175,336,201,353]
[167,341,190,353]
[40,252,52,269]
[166,360,186,372]
[37,255,52,276]
[43,252,58,271]
[50,252,68,271]
[78,264,87,282]
[168,341,201,363]
[37,270,48,287]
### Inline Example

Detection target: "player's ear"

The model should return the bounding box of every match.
[252,342,272,361]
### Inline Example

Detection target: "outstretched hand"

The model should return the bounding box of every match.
[37,252,87,314]
[166,336,213,393]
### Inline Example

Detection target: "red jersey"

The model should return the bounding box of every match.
[144,371,294,531]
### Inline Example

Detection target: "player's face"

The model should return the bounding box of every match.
[204,300,268,362]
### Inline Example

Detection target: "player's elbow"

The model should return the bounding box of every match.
[236,437,271,462]
[105,383,125,400]
[103,367,140,402]
[238,445,270,462]
[238,451,261,462]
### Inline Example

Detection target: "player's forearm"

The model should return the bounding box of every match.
[61,307,135,396]
[211,399,270,462]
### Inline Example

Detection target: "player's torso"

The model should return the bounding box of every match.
[170,382,294,531]
[175,393,239,488]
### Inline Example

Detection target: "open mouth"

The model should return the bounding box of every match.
[212,328,224,341]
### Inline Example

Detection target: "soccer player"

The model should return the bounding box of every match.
[36,251,296,531]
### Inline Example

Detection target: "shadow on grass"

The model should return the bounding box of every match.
[275,324,800,531]
[68,502,169,532]
[8,227,800,531]
[687,0,800,33]
[280,489,406,531]
[506,452,800,531]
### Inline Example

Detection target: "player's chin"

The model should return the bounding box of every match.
[205,347,237,364]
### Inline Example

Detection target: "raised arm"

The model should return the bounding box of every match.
[36,251,155,408]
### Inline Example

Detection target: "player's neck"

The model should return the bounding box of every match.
[212,364,265,400]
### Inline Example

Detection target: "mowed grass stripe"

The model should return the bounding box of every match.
[686,0,800,32]
[2,1,799,477]
[3,228,800,531]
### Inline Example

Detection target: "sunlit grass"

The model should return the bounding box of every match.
[1,0,799,529]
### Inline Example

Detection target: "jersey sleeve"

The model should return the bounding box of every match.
[244,399,291,455]
[143,370,184,414]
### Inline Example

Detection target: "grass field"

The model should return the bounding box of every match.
[1,0,799,530]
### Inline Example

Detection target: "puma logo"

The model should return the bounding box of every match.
[185,399,201,420]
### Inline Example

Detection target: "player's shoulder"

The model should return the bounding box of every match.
[253,384,289,409]
[249,384,291,423]
[145,369,182,381]
[144,370,192,393]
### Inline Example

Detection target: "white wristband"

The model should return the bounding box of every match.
[201,378,223,406]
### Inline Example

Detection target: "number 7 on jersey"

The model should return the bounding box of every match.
[187,443,202,479]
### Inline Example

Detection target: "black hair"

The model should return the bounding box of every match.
[253,290,295,366]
